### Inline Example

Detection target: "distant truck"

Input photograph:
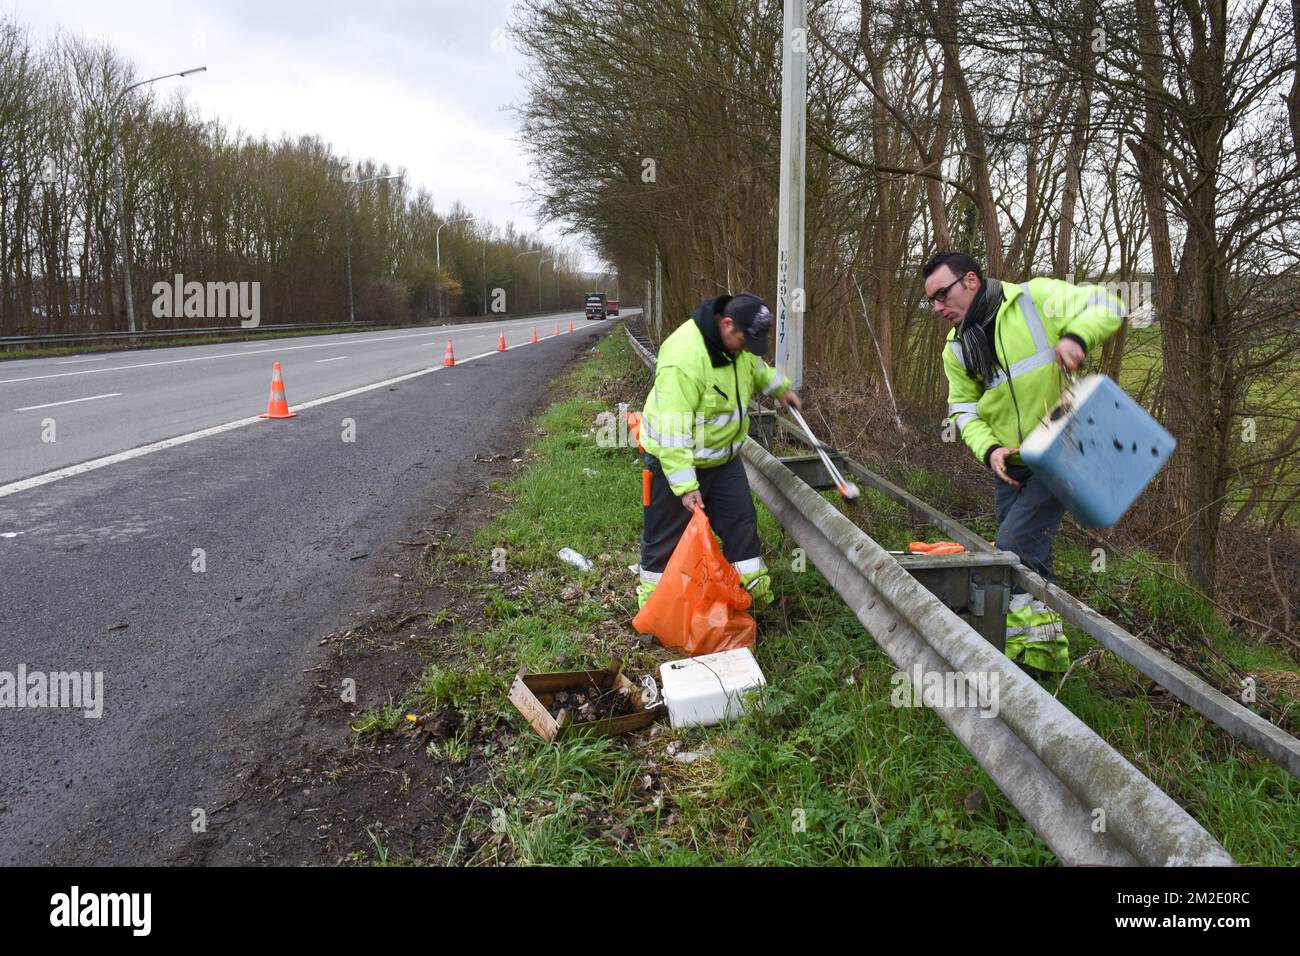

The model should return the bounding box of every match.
[607,298,620,316]
[585,292,607,320]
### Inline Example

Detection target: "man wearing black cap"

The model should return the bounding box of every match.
[636,293,802,609]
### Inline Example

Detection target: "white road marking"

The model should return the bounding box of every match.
[0,332,570,499]
[17,392,121,412]
[56,356,111,365]
[314,355,348,363]
[0,314,588,386]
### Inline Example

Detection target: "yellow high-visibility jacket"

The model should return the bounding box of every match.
[944,278,1124,467]
[641,320,790,495]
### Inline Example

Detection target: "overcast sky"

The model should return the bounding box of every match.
[10,0,595,267]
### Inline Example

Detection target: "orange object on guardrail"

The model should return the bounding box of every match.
[907,541,967,555]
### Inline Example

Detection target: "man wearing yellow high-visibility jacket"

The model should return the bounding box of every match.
[637,293,801,609]
[923,252,1124,674]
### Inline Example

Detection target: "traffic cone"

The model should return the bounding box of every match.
[497,331,507,352]
[568,320,574,333]
[259,362,298,419]
[530,326,539,343]
[554,322,560,337]
[443,340,456,366]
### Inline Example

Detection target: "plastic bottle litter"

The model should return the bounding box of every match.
[557,548,594,572]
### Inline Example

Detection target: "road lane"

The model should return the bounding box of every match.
[0,318,620,864]
[0,311,613,486]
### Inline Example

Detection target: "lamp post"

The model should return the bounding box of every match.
[538,257,551,312]
[435,216,475,318]
[513,249,542,314]
[112,66,206,333]
[39,157,57,331]
[344,171,403,324]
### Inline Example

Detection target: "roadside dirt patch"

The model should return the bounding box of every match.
[169,335,611,866]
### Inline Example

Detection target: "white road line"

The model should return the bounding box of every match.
[314,355,348,363]
[17,392,121,412]
[56,356,111,365]
[0,314,589,386]
[0,331,572,499]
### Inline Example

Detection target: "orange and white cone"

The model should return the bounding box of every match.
[497,331,507,352]
[443,340,456,366]
[554,322,560,337]
[259,362,298,419]
[530,326,539,343]
[568,320,574,333]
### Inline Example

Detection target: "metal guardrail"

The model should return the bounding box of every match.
[2,307,626,348]
[630,322,1300,778]
[0,321,380,346]
[768,393,1300,780]
[624,323,1236,866]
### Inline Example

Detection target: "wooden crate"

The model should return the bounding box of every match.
[509,666,659,741]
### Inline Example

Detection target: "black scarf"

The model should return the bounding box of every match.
[957,277,1004,387]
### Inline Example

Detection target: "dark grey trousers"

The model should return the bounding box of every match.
[640,454,762,573]
[993,462,1066,594]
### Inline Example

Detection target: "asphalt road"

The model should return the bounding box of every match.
[0,311,623,864]
[0,311,600,489]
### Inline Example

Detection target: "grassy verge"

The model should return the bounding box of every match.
[354,329,1299,866]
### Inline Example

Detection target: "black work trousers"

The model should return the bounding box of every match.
[640,454,762,573]
[993,462,1067,592]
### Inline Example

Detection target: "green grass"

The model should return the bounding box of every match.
[379,330,1300,866]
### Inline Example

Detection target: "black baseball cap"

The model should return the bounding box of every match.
[723,293,774,355]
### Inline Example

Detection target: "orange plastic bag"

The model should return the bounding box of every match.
[632,509,756,655]
[907,540,967,555]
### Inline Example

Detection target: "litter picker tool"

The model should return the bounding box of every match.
[789,407,859,500]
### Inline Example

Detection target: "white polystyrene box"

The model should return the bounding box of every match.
[659,647,766,729]
[1020,374,1175,528]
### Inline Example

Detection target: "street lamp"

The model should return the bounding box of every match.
[39,158,57,329]
[513,249,542,315]
[436,216,475,318]
[538,257,552,312]
[112,66,206,333]
[344,172,403,324]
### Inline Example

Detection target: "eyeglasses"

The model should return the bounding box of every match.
[926,276,963,308]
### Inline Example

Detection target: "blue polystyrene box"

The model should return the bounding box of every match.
[1019,374,1176,528]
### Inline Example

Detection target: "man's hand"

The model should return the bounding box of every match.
[989,447,1021,487]
[781,390,802,412]
[681,490,704,513]
[1056,338,1085,373]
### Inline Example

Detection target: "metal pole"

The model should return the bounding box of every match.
[513,249,542,315]
[436,216,475,318]
[113,137,136,334]
[654,249,663,338]
[111,66,206,334]
[482,238,487,316]
[538,257,551,311]
[345,191,355,323]
[775,0,807,390]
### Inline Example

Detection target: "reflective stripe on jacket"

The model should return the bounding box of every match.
[943,278,1124,466]
[642,321,790,495]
